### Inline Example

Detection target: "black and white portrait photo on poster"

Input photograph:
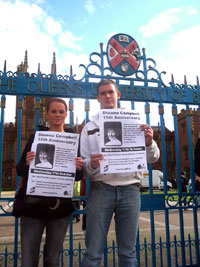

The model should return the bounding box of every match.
[99,109,147,174]
[104,121,122,146]
[35,143,55,169]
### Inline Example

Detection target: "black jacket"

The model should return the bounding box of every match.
[181,175,188,192]
[13,127,83,219]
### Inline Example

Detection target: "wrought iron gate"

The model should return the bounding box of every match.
[0,33,200,266]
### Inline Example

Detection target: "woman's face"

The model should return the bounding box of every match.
[39,151,48,162]
[46,101,67,128]
[107,129,116,140]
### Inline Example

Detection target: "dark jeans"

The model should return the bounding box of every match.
[20,215,71,267]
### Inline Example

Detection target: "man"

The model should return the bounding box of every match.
[80,79,160,267]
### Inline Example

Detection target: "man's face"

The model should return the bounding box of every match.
[96,83,121,109]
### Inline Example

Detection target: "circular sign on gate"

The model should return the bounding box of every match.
[106,33,141,76]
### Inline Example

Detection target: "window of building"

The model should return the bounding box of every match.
[29,117,35,129]
[166,143,172,162]
[183,146,188,160]
[7,143,13,161]
[181,123,186,134]
[166,152,172,162]
[4,171,12,186]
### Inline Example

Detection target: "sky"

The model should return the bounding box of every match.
[0,0,200,129]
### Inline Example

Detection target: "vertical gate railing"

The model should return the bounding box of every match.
[0,36,200,266]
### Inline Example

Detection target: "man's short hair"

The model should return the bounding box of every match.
[97,79,119,94]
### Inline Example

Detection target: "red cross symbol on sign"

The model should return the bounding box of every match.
[108,37,139,71]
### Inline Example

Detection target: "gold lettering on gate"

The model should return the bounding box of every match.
[157,90,163,101]
[11,80,17,92]
[74,83,83,95]
[90,84,96,96]
[170,90,180,101]
[27,81,39,93]
[0,79,9,91]
[193,92,200,102]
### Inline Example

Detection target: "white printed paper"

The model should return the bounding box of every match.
[26,131,79,198]
[99,109,147,174]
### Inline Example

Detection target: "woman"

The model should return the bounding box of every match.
[12,98,84,267]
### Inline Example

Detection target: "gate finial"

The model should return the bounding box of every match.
[3,60,6,72]
[171,74,174,84]
[184,75,187,85]
[37,63,41,74]
[51,52,57,75]
[70,65,73,76]
[196,76,199,86]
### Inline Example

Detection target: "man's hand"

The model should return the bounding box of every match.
[141,124,153,147]
[91,154,104,169]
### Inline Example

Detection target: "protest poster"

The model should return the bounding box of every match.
[99,109,147,174]
[26,131,79,198]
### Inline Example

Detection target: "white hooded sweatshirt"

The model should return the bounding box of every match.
[80,113,160,186]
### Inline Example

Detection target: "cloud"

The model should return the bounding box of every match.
[0,0,88,123]
[152,24,200,85]
[84,0,96,15]
[168,25,200,84]
[169,24,200,54]
[139,6,200,85]
[100,1,114,9]
[58,32,83,51]
[139,8,182,38]
[0,0,84,74]
[44,17,62,35]
[57,51,93,78]
[0,1,51,71]
[187,7,198,15]
[32,0,44,4]
[0,1,44,31]
[105,32,118,42]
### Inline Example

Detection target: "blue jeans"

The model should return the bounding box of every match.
[20,215,71,267]
[81,181,141,267]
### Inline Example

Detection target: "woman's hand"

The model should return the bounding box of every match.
[26,151,35,166]
[75,157,84,171]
